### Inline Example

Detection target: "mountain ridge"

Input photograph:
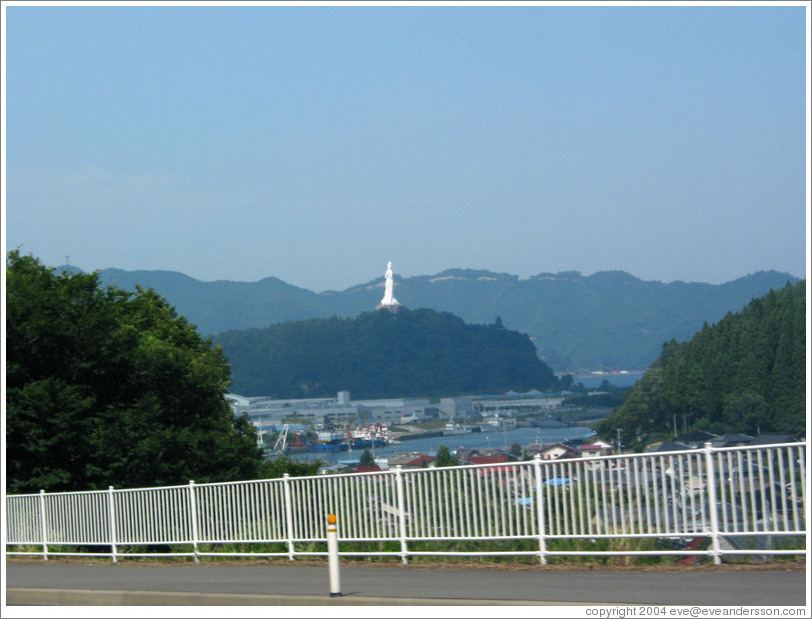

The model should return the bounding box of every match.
[61,264,800,374]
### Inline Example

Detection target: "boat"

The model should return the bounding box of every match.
[317,431,346,443]
[311,430,349,452]
[443,422,472,436]
[531,416,573,428]
[478,417,517,432]
[349,437,388,449]
[348,423,393,448]
[310,442,349,453]
[285,432,311,453]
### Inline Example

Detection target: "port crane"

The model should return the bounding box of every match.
[272,424,289,455]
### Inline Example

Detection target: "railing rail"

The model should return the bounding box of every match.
[6,442,807,564]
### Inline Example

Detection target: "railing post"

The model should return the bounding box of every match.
[107,486,118,564]
[38,489,49,561]
[394,466,408,565]
[533,454,547,565]
[188,480,200,563]
[283,473,295,560]
[704,442,722,565]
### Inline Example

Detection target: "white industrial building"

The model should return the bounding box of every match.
[227,391,445,428]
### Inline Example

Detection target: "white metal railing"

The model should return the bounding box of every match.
[5,442,807,564]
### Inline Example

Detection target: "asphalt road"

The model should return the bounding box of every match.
[4,560,808,607]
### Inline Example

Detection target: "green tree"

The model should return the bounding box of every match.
[434,444,459,467]
[258,456,321,479]
[5,251,264,493]
[358,449,375,467]
[722,392,770,435]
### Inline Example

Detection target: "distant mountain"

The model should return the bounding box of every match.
[214,307,561,399]
[99,269,327,330]
[90,266,800,374]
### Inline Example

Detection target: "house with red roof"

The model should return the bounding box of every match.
[529,442,580,460]
[578,440,614,457]
[468,453,512,466]
[353,464,383,473]
[387,452,436,469]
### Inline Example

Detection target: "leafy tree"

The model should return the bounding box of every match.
[434,444,458,467]
[258,456,321,479]
[5,251,265,493]
[358,449,375,467]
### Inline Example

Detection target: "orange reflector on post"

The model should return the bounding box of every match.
[328,513,337,525]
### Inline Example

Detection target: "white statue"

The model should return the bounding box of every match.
[380,261,399,306]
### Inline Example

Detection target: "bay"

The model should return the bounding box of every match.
[287,425,597,466]
[576,373,643,389]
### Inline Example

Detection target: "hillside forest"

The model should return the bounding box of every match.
[215,308,565,398]
[594,281,806,450]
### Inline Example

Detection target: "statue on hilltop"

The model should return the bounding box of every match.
[377,261,401,310]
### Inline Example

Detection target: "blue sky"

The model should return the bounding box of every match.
[3,3,809,292]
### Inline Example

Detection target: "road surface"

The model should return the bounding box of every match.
[4,559,807,607]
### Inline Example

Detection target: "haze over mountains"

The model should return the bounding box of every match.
[87,266,800,375]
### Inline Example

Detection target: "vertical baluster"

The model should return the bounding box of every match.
[787,446,800,531]
[766,448,779,532]
[107,487,117,563]
[632,457,643,535]
[533,455,546,565]
[775,448,788,531]
[394,466,407,564]
[38,490,49,561]
[755,450,767,532]
[283,474,294,559]
[188,481,199,561]
[704,442,721,564]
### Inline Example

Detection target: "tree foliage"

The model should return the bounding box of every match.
[358,449,375,467]
[562,380,627,408]
[5,251,266,493]
[434,444,459,467]
[216,307,562,398]
[594,282,806,450]
[257,456,321,479]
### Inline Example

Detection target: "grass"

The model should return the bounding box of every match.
[7,536,805,569]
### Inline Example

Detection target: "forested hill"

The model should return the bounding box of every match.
[215,308,562,398]
[594,281,806,450]
[91,267,799,374]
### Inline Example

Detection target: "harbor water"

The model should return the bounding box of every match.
[576,373,643,389]
[287,425,597,466]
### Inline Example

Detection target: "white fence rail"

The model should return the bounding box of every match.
[6,443,807,564]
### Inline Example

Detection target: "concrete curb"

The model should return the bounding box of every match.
[6,587,560,606]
